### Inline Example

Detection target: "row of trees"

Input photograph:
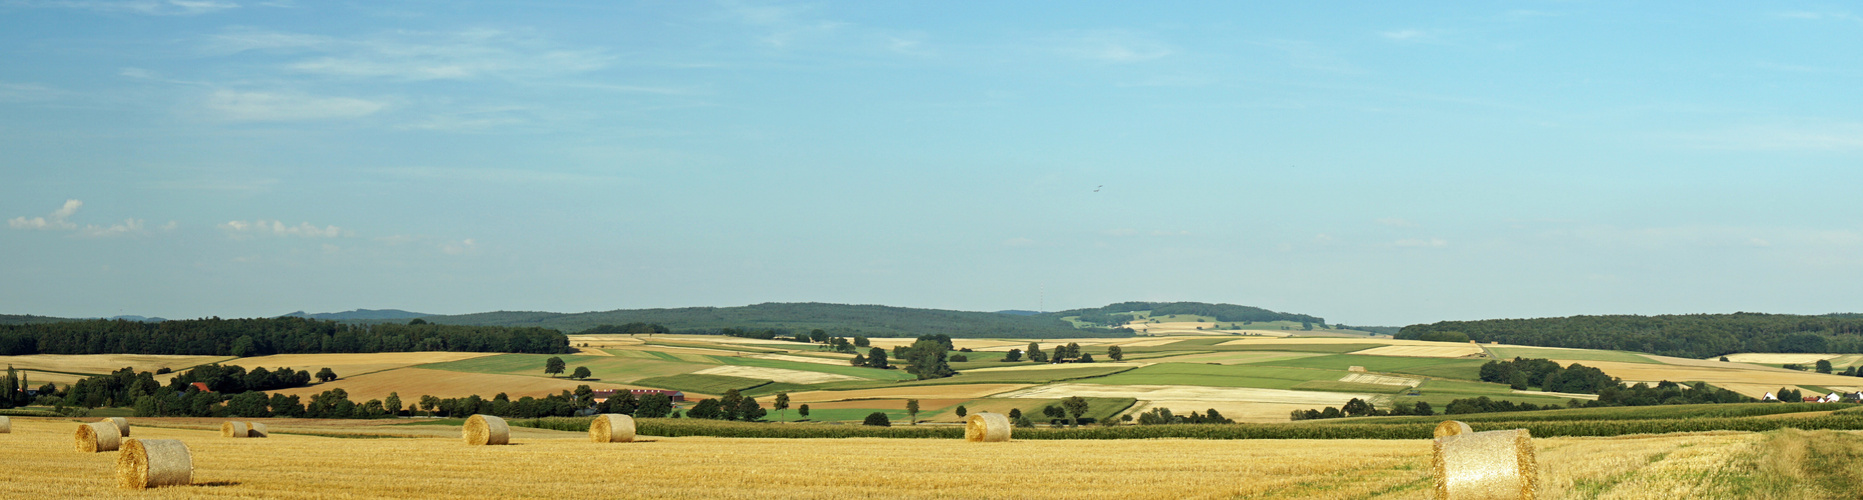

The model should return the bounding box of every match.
[1399,313,1863,357]
[1002,342,1124,363]
[0,316,570,356]
[1290,399,1435,420]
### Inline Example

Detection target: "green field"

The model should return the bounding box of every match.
[712,355,918,381]
[1486,346,1657,364]
[418,353,709,382]
[1254,354,1487,380]
[634,373,771,394]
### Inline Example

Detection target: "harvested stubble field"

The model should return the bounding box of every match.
[229,352,496,378]
[7,418,1860,498]
[267,367,652,402]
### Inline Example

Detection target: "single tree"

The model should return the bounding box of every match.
[774,393,791,420]
[384,392,402,416]
[544,357,566,377]
[1061,396,1089,427]
[1002,349,1023,362]
[1107,345,1123,361]
[853,336,870,348]
[1007,408,1022,419]
[906,399,920,425]
[851,354,867,367]
[862,411,891,426]
[866,347,889,369]
[1817,359,1834,374]
[315,367,337,383]
[798,404,810,419]
[955,405,967,418]
[571,366,592,380]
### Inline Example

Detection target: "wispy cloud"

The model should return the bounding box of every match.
[205,28,611,82]
[204,90,386,121]
[16,0,237,15]
[1677,121,1863,152]
[219,219,349,238]
[1380,29,1427,41]
[1053,30,1174,63]
[723,1,846,48]
[0,81,68,102]
[8,199,167,237]
[439,238,477,255]
[1258,39,1360,74]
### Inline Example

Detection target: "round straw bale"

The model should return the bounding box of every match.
[106,417,130,436]
[117,438,192,489]
[0,415,10,433]
[1434,420,1473,439]
[75,421,122,453]
[964,412,1012,442]
[220,421,249,438]
[1432,428,1539,500]
[463,414,509,445]
[589,414,636,443]
[247,422,268,438]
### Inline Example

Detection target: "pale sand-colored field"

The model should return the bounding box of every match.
[1216,338,1445,347]
[571,346,613,356]
[1118,337,1195,347]
[1351,344,1483,358]
[1339,373,1423,387]
[748,353,854,366]
[229,352,497,379]
[0,353,232,376]
[4,418,1817,499]
[267,367,650,401]
[963,362,1150,373]
[996,383,1385,407]
[787,384,1030,403]
[1714,353,1843,364]
[1578,360,1863,398]
[1137,351,1329,365]
[691,365,862,384]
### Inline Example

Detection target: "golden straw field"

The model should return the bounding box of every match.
[5,418,1861,499]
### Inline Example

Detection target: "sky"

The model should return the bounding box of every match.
[2,1,1861,326]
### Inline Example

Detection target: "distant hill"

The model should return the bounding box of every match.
[0,314,70,325]
[1044,301,1324,327]
[281,309,431,321]
[105,315,168,323]
[422,302,1106,338]
[1399,312,1863,358]
[420,301,1331,339]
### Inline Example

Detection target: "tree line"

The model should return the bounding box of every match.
[1398,312,1863,358]
[1049,301,1325,328]
[0,316,571,356]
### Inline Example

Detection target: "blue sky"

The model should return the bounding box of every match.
[3,1,1861,325]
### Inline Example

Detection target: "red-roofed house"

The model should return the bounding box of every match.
[190,382,211,393]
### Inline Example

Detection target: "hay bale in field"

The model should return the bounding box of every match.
[247,422,268,438]
[964,412,1012,442]
[106,417,130,436]
[221,421,250,438]
[117,438,192,489]
[1434,420,1473,439]
[0,415,10,433]
[589,414,636,443]
[1432,427,1539,499]
[463,414,509,446]
[75,421,121,452]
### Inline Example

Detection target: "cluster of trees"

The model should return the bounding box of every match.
[685,389,766,421]
[1290,399,1435,420]
[577,323,670,335]
[541,357,593,380]
[1,365,49,409]
[1478,358,1619,394]
[891,335,956,380]
[850,348,890,369]
[169,364,314,394]
[1598,381,1752,406]
[1050,301,1325,328]
[1398,313,1863,358]
[1136,407,1232,425]
[1006,342,1122,363]
[0,317,570,357]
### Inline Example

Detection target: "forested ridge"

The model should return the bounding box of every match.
[424,302,1123,338]
[0,317,569,356]
[1047,301,1324,327]
[1399,313,1863,358]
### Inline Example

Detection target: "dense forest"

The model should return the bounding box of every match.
[1398,313,1863,358]
[0,317,570,356]
[423,302,1123,338]
[1046,301,1324,327]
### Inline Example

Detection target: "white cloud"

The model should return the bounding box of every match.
[205,90,385,122]
[207,28,611,82]
[219,219,348,238]
[440,238,477,255]
[19,0,236,15]
[1394,238,1449,248]
[8,199,82,230]
[1380,30,1427,41]
[78,219,146,237]
[1055,31,1174,63]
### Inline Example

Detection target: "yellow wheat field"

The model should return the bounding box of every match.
[3,418,1853,499]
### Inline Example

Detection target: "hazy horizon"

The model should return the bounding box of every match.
[4,2,1859,325]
